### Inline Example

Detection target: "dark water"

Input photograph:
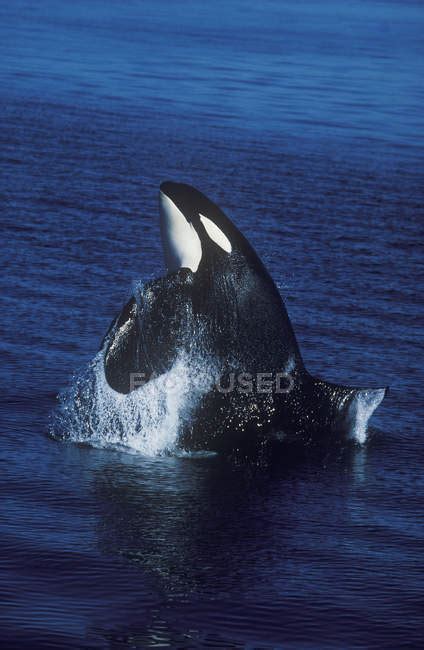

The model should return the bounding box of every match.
[1,0,423,647]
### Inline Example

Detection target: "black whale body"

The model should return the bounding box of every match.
[101,182,386,452]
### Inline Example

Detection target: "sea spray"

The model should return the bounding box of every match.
[345,388,386,444]
[51,347,219,456]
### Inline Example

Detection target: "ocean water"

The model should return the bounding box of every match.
[1,1,423,647]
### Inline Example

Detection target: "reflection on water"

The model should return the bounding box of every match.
[85,442,405,647]
[94,444,368,597]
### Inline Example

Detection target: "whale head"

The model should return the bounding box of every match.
[159,181,254,274]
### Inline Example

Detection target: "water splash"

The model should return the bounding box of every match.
[51,349,218,456]
[346,388,386,444]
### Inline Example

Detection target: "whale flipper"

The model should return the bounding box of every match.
[103,269,196,394]
[103,296,142,394]
[284,374,388,443]
[339,385,387,443]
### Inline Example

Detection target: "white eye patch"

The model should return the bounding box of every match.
[199,214,232,254]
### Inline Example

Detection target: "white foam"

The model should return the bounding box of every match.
[346,388,386,444]
[51,349,218,456]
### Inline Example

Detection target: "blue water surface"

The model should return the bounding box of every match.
[1,1,423,648]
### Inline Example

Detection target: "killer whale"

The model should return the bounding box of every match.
[102,182,386,451]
